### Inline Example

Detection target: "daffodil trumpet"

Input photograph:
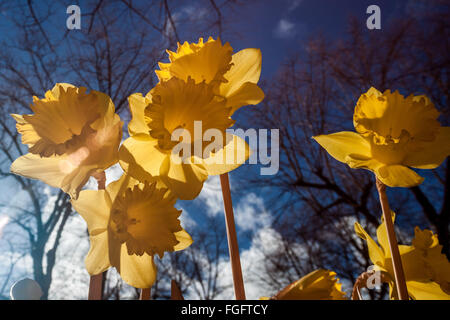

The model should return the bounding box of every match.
[220,173,246,300]
[260,269,347,300]
[375,178,409,299]
[10,83,123,200]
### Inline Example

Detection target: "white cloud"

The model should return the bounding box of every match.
[182,5,209,21]
[235,193,271,232]
[177,205,197,229]
[0,215,9,238]
[197,175,224,217]
[213,226,285,299]
[47,214,90,300]
[273,19,296,38]
[288,0,302,12]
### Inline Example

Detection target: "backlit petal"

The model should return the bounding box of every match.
[159,155,208,200]
[313,132,371,165]
[273,269,347,300]
[11,114,40,146]
[10,153,97,199]
[203,133,251,176]
[407,281,450,300]
[119,135,168,179]
[85,231,111,275]
[354,222,385,266]
[117,244,157,289]
[220,48,262,97]
[376,165,424,187]
[404,127,450,169]
[225,82,265,115]
[376,211,396,258]
[173,229,193,251]
[71,190,110,233]
[128,93,151,136]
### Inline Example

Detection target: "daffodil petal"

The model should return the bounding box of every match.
[203,134,251,176]
[220,48,262,97]
[376,211,395,258]
[119,135,168,179]
[118,244,157,289]
[10,153,96,199]
[398,244,431,283]
[407,281,450,300]
[274,269,347,300]
[11,114,40,146]
[85,230,111,275]
[159,156,208,200]
[313,132,371,165]
[105,173,134,204]
[411,227,450,285]
[354,222,385,266]
[225,82,265,115]
[173,229,193,251]
[404,127,450,169]
[49,83,76,98]
[376,165,424,187]
[90,90,117,130]
[128,93,151,136]
[71,190,110,233]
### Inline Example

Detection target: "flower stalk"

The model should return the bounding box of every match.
[375,177,409,300]
[220,173,246,300]
[88,171,106,300]
[140,288,151,300]
[171,280,184,300]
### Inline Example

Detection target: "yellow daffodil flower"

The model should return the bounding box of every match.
[355,213,450,299]
[10,83,123,199]
[260,269,347,300]
[313,88,450,187]
[119,77,251,200]
[156,37,264,116]
[71,174,193,289]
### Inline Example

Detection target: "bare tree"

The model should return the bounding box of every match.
[243,4,449,299]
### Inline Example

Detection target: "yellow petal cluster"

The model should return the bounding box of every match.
[156,37,265,116]
[354,213,450,299]
[10,83,123,198]
[313,87,450,187]
[10,37,264,291]
[261,269,347,300]
[71,174,192,288]
[120,37,261,200]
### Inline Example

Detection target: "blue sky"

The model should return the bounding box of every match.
[213,0,407,79]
